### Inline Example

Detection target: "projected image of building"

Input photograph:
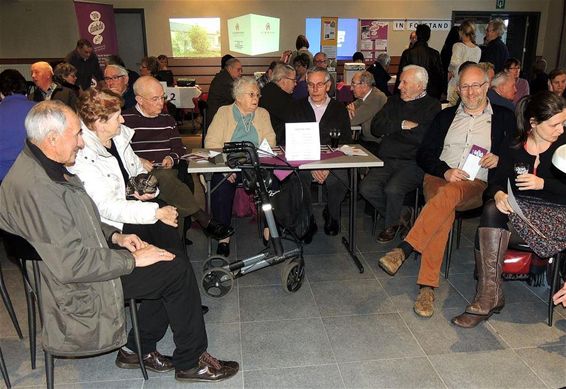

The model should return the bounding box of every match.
[169,18,221,58]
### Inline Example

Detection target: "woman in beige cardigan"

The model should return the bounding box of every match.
[204,76,276,256]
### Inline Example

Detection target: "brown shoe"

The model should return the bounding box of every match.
[115,348,174,373]
[451,312,492,328]
[414,286,435,318]
[175,351,239,382]
[377,226,400,243]
[378,248,406,275]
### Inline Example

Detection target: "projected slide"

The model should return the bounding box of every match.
[228,14,280,56]
[170,18,221,58]
[306,18,358,60]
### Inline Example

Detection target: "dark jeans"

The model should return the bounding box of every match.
[120,221,207,370]
[360,158,423,228]
[210,173,240,227]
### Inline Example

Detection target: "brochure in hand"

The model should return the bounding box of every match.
[459,144,487,180]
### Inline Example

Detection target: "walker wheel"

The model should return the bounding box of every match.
[202,267,234,298]
[202,255,230,273]
[280,258,305,293]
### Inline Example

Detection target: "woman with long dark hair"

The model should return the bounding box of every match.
[452,91,566,328]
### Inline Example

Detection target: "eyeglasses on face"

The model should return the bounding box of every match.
[351,82,365,87]
[140,94,166,102]
[104,75,126,81]
[458,81,488,92]
[242,92,261,99]
[307,81,329,89]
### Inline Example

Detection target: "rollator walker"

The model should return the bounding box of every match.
[201,141,306,298]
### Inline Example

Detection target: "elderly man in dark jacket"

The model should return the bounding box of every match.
[480,18,510,73]
[395,24,444,99]
[378,65,516,319]
[30,61,78,110]
[206,57,242,125]
[360,65,440,244]
[0,101,238,383]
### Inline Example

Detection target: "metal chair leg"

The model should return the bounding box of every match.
[0,345,11,388]
[0,263,23,339]
[444,224,455,279]
[20,260,37,369]
[456,217,463,249]
[45,351,54,389]
[548,253,564,327]
[129,299,148,380]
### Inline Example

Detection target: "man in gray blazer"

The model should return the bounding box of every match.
[347,71,387,144]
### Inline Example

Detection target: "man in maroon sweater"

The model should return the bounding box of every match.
[122,76,233,241]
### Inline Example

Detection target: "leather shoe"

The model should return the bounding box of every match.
[302,217,318,244]
[115,348,174,373]
[216,242,230,257]
[323,208,339,236]
[377,225,400,243]
[175,351,239,382]
[205,220,235,240]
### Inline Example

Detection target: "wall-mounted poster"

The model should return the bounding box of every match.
[360,20,388,61]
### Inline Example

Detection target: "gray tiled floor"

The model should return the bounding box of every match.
[1,205,565,388]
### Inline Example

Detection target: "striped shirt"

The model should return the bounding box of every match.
[122,105,186,164]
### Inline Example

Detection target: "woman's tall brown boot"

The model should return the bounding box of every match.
[452,227,511,328]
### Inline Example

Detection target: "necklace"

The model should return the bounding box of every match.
[237,108,254,133]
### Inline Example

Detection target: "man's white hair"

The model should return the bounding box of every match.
[491,71,513,89]
[105,64,128,77]
[25,100,71,142]
[402,65,429,88]
[31,61,53,75]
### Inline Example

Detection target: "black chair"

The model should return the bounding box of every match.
[443,205,484,279]
[0,345,10,388]
[2,232,148,388]
[198,99,208,148]
[0,259,23,340]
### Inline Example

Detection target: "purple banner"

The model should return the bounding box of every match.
[74,1,118,60]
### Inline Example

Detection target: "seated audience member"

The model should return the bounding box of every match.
[106,54,140,91]
[396,24,444,100]
[288,34,314,67]
[447,61,479,106]
[352,52,365,63]
[548,68,566,98]
[65,38,104,90]
[504,57,530,104]
[360,65,440,243]
[488,71,517,112]
[122,76,233,241]
[291,67,352,235]
[105,64,136,110]
[452,91,566,328]
[478,61,496,82]
[30,61,78,109]
[259,63,297,145]
[157,54,175,86]
[0,69,35,182]
[0,100,239,382]
[205,76,276,257]
[378,64,516,318]
[257,61,278,89]
[140,56,159,77]
[206,57,242,125]
[368,53,392,96]
[313,52,336,97]
[480,18,509,73]
[347,70,387,144]
[530,58,549,95]
[53,62,80,96]
[69,88,181,239]
[292,53,310,100]
[221,54,235,69]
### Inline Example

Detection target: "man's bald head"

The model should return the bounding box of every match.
[133,76,165,117]
[31,61,54,91]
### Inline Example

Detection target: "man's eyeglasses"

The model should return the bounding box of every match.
[104,75,126,82]
[458,81,488,92]
[307,81,329,89]
[140,94,166,102]
[243,92,261,99]
[351,82,365,87]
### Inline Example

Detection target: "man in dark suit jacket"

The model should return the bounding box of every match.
[480,19,510,73]
[396,24,444,99]
[360,65,440,244]
[30,61,77,110]
[206,58,242,125]
[259,63,297,145]
[378,65,516,319]
[291,67,352,236]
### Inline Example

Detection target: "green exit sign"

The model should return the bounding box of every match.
[496,0,505,9]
